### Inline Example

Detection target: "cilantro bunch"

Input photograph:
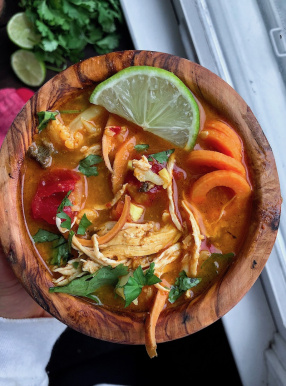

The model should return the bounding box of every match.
[19,0,124,68]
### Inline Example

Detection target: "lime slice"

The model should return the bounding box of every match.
[11,50,46,87]
[7,12,40,49]
[90,66,200,150]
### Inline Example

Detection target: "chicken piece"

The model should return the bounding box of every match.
[81,259,100,273]
[100,223,182,258]
[52,258,85,286]
[133,156,164,186]
[72,234,129,267]
[166,154,183,231]
[181,200,205,276]
[46,117,84,150]
[153,243,182,277]
[80,144,102,157]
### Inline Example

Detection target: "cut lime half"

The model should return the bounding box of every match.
[11,50,46,87]
[90,66,200,150]
[7,12,40,49]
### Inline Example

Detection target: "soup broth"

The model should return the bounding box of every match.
[22,77,252,356]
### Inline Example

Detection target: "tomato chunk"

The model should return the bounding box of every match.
[31,169,80,225]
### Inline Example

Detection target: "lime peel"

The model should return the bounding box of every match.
[7,12,40,50]
[90,66,200,150]
[11,50,46,87]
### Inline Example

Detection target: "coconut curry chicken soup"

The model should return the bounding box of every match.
[22,66,252,357]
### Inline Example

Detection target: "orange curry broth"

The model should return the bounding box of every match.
[22,87,252,312]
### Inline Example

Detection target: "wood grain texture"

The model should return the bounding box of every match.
[0,50,282,344]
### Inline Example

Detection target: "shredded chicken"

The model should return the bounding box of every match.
[133,156,164,186]
[80,144,102,157]
[166,154,183,232]
[99,223,182,258]
[181,200,205,276]
[52,258,86,286]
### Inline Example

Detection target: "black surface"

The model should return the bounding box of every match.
[46,320,242,386]
[1,3,242,386]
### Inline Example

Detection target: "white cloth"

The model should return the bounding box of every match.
[0,317,66,386]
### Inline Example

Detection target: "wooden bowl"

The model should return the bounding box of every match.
[0,50,281,345]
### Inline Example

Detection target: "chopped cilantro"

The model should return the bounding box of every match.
[168,271,201,304]
[49,264,128,296]
[148,149,175,164]
[19,0,123,68]
[57,190,72,213]
[56,211,72,230]
[134,144,149,152]
[77,214,92,235]
[37,111,58,132]
[79,154,102,177]
[49,236,70,266]
[33,229,61,243]
[121,263,161,307]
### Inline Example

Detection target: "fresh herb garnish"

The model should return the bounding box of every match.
[121,263,161,307]
[57,190,72,213]
[49,264,129,297]
[33,229,61,243]
[37,111,58,132]
[134,144,149,152]
[56,190,73,229]
[168,271,201,304]
[148,149,175,164]
[56,212,72,230]
[49,236,70,266]
[78,154,103,177]
[19,0,123,68]
[77,214,92,235]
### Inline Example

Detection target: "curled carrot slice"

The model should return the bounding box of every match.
[187,150,245,176]
[112,136,137,194]
[145,288,169,358]
[199,129,241,161]
[206,120,242,150]
[189,170,251,204]
[77,195,131,247]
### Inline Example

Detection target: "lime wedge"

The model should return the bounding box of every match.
[90,66,200,150]
[11,50,46,87]
[7,12,40,49]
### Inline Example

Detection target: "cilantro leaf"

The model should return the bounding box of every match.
[148,149,175,164]
[123,263,161,307]
[56,211,71,230]
[77,214,92,235]
[49,264,128,296]
[37,111,58,132]
[134,144,149,152]
[49,236,70,266]
[33,229,61,243]
[168,271,201,304]
[57,190,72,213]
[78,154,102,177]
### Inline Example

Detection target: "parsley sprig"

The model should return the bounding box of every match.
[120,263,161,307]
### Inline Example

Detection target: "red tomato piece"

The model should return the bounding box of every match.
[31,169,80,225]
